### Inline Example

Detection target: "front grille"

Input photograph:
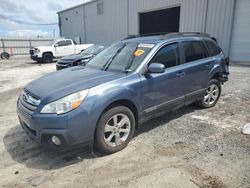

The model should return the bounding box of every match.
[18,90,40,116]
[20,119,37,136]
[29,49,34,56]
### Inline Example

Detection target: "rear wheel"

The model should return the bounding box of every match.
[197,79,221,108]
[95,106,135,154]
[42,53,53,63]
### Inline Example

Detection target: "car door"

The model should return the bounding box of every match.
[64,40,75,55]
[140,42,185,116]
[54,40,67,57]
[179,40,211,104]
[54,40,74,57]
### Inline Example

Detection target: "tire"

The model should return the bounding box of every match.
[1,52,10,59]
[197,79,221,108]
[95,106,135,154]
[42,53,53,63]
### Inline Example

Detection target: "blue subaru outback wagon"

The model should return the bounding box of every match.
[17,33,229,154]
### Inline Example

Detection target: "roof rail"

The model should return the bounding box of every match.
[141,32,170,36]
[122,32,170,40]
[122,32,212,41]
[161,32,211,39]
[122,35,139,40]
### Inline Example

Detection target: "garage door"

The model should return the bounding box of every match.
[230,0,250,62]
[139,6,180,35]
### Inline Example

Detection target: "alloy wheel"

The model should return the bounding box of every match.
[104,113,131,147]
[203,84,219,105]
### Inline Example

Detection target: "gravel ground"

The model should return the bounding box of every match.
[0,57,249,188]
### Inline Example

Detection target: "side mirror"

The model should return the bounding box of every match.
[54,44,59,47]
[148,63,165,74]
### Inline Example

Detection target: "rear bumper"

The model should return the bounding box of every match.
[219,73,229,83]
[219,57,230,83]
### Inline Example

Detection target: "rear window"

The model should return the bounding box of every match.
[204,40,222,56]
[182,41,206,63]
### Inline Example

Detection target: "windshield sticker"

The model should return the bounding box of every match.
[138,43,155,48]
[134,49,145,57]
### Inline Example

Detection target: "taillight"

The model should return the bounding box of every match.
[222,57,229,66]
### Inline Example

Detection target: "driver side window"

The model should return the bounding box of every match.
[56,41,66,47]
[150,43,180,69]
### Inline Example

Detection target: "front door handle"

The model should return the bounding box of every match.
[176,71,186,77]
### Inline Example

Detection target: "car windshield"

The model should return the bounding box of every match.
[48,40,57,46]
[85,42,153,72]
[81,45,105,55]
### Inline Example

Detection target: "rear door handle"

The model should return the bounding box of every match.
[176,71,186,77]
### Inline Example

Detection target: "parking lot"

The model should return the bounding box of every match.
[0,57,249,188]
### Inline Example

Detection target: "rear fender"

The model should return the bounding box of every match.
[209,57,229,83]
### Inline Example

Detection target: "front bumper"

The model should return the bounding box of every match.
[30,50,42,61]
[17,98,95,150]
[30,55,41,61]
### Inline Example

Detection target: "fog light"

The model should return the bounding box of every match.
[51,136,62,146]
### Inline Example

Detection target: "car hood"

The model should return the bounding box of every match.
[34,46,52,50]
[25,67,125,104]
[60,54,82,61]
[59,54,93,64]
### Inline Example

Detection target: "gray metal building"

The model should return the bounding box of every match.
[58,0,250,62]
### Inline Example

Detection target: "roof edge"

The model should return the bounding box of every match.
[57,0,97,14]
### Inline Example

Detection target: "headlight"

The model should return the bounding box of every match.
[40,89,89,114]
[35,48,40,53]
[74,60,81,65]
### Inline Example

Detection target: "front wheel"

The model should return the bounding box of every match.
[95,106,135,154]
[197,79,221,108]
[42,53,53,63]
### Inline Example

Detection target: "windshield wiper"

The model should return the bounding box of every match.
[124,47,138,73]
[102,44,126,71]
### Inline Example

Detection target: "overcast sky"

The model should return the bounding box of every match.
[0,0,90,37]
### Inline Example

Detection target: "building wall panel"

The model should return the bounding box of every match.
[84,0,128,45]
[58,6,86,43]
[58,0,235,56]
[230,0,250,62]
[205,0,235,56]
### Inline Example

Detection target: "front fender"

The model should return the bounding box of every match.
[79,74,141,140]
[88,74,141,115]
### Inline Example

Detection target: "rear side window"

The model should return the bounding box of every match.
[150,43,180,68]
[182,41,206,63]
[204,40,222,56]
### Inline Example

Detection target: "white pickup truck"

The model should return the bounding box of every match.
[29,39,93,63]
